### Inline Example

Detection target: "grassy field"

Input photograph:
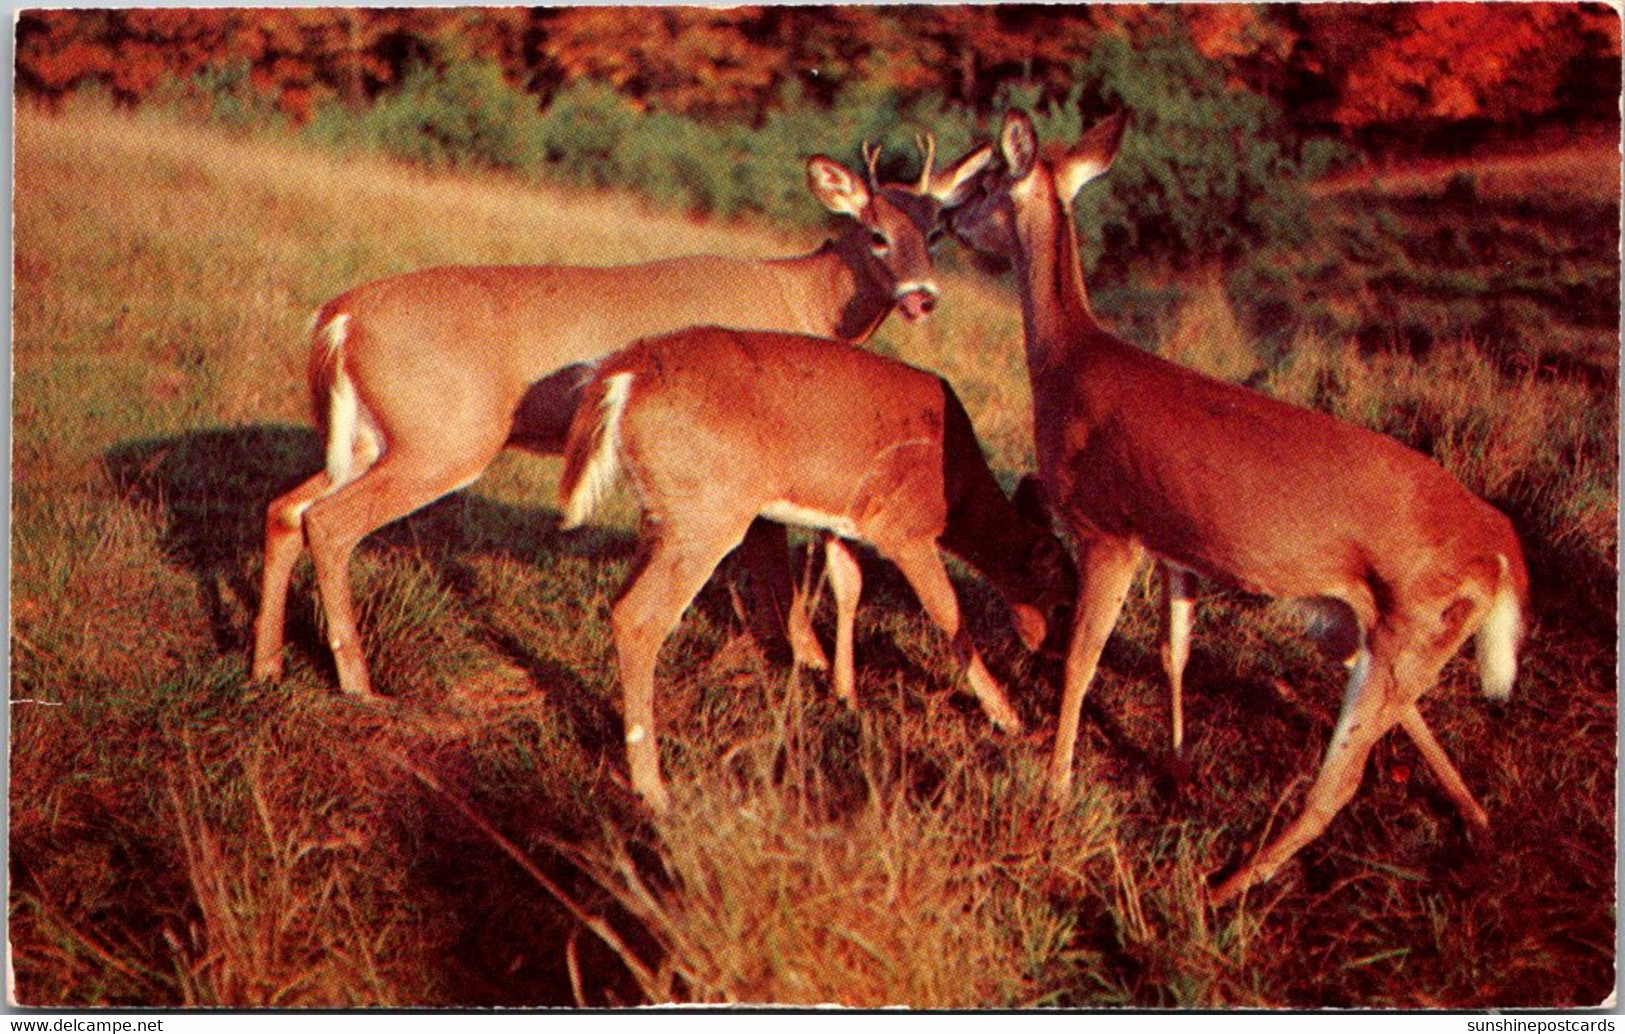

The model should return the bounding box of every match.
[10,103,1617,1008]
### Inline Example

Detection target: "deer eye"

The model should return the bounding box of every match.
[869,230,890,251]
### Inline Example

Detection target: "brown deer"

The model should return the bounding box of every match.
[942,110,1529,904]
[557,326,1076,811]
[251,141,979,699]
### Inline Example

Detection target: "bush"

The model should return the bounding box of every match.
[527,78,982,226]
[148,58,287,130]
[529,80,639,188]
[312,61,546,171]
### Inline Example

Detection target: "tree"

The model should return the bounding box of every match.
[535,8,782,120]
[1289,3,1617,138]
[15,5,1620,148]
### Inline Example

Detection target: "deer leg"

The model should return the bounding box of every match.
[1389,590,1494,829]
[1050,535,1144,801]
[884,539,1023,735]
[611,518,752,813]
[824,536,863,707]
[301,446,496,698]
[787,536,831,674]
[1160,562,1196,755]
[1210,644,1396,905]
[730,518,830,671]
[252,471,332,681]
[1212,596,1483,905]
[1398,705,1490,830]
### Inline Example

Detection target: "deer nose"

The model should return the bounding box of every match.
[894,282,939,322]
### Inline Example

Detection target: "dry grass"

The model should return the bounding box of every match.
[10,101,1617,1008]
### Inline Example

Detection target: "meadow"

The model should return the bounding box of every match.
[9,102,1617,1008]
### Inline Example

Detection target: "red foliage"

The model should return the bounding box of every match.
[13,5,1619,137]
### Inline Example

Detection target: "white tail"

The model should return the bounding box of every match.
[1476,554,1523,701]
[317,315,361,489]
[559,371,631,530]
[945,110,1530,905]
[251,138,990,697]
[556,326,1075,811]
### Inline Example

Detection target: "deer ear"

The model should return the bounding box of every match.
[1056,112,1128,203]
[999,111,1039,181]
[927,143,994,207]
[807,156,870,218]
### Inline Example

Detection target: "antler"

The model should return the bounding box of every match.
[915,132,937,194]
[860,140,882,189]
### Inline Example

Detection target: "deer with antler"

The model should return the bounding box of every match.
[253,138,973,698]
[939,110,1529,904]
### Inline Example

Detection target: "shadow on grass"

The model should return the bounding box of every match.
[386,744,657,1007]
[103,425,319,655]
[101,424,643,672]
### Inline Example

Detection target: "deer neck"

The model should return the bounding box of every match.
[769,239,894,344]
[1011,186,1097,375]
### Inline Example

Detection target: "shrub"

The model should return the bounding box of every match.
[313,61,546,172]
[104,42,1356,295]
[147,58,287,130]
[529,79,640,188]
[526,78,981,226]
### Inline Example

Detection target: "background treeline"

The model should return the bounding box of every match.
[16,5,1619,146]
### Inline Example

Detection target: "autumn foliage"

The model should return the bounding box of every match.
[16,5,1619,148]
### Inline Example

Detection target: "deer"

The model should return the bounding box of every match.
[939,110,1529,905]
[556,325,1077,811]
[251,139,978,700]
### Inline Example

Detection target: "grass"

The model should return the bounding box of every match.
[9,101,1617,1008]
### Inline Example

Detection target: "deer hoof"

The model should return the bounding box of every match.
[638,782,672,816]
[250,659,283,683]
[987,706,1025,737]
[1044,771,1074,806]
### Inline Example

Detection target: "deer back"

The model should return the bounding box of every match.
[596,328,952,542]
[1038,330,1525,611]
